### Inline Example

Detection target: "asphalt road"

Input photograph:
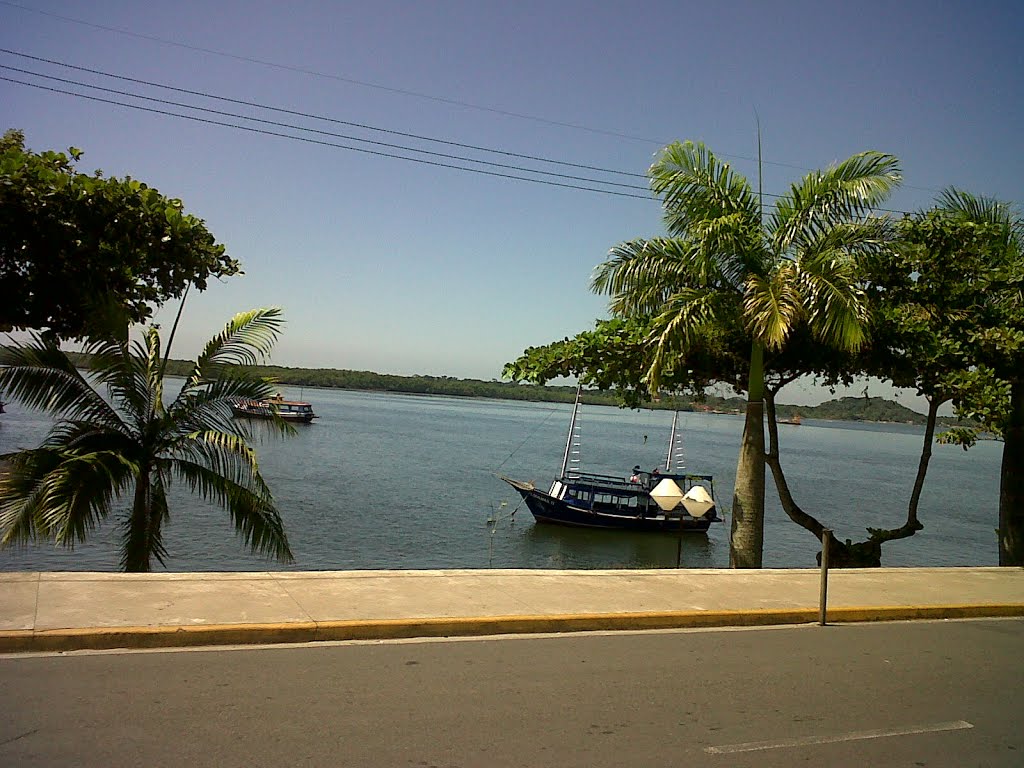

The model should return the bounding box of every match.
[1,619,1021,767]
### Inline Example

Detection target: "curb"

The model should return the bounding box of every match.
[2,604,1023,654]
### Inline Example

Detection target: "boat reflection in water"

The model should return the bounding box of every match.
[522,521,719,569]
[502,387,720,534]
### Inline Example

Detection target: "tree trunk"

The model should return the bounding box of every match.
[866,396,935,544]
[730,342,765,568]
[125,468,153,573]
[764,389,882,567]
[999,381,1024,566]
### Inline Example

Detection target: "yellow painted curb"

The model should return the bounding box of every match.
[2,604,1022,654]
[0,622,319,653]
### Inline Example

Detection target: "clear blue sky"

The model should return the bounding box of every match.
[2,1,1022,405]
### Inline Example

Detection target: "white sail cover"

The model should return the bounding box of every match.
[681,485,715,518]
[649,478,684,512]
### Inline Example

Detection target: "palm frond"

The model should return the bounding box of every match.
[170,456,292,564]
[743,261,804,350]
[937,188,1023,253]
[689,215,768,287]
[42,420,140,459]
[770,152,900,252]
[799,218,893,265]
[0,337,126,432]
[166,374,291,442]
[179,308,284,395]
[650,141,760,237]
[645,288,738,389]
[81,334,153,428]
[0,448,135,548]
[0,449,64,546]
[171,430,270,493]
[593,238,726,317]
[144,327,166,421]
[797,254,870,351]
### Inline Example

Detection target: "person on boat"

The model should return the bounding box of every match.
[630,465,641,483]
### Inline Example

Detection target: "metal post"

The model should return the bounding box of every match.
[676,519,684,568]
[819,528,831,626]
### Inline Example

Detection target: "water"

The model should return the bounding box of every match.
[0,385,1003,572]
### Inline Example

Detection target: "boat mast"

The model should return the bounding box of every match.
[560,384,583,478]
[666,410,685,473]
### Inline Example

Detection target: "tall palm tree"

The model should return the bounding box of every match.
[0,308,294,572]
[593,141,900,567]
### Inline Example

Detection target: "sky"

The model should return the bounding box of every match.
[2,0,1022,408]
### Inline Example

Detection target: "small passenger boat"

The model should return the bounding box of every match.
[501,388,719,533]
[231,393,316,423]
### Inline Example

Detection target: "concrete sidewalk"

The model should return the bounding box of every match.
[2,567,1023,653]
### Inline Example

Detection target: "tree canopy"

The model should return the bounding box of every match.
[0,129,239,339]
[579,141,900,567]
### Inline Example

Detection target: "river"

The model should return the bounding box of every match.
[0,385,1003,571]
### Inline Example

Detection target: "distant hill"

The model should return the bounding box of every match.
[805,396,927,424]
[56,353,936,424]
[694,394,932,425]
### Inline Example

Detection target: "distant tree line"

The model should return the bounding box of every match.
[57,352,942,424]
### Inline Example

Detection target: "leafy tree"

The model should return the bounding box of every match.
[507,199,1018,569]
[0,129,239,339]
[589,141,899,567]
[921,191,1024,565]
[0,308,293,572]
[756,205,1016,566]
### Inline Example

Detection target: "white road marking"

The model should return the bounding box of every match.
[705,720,974,754]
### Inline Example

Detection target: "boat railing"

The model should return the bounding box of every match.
[569,473,712,483]
[565,470,713,490]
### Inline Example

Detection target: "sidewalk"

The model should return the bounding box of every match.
[2,567,1023,653]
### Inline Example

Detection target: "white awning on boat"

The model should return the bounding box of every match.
[649,478,684,512]
[681,485,715,518]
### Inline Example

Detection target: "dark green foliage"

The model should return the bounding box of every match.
[0,129,239,338]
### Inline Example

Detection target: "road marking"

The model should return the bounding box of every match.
[705,720,974,754]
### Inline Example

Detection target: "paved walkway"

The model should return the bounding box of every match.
[2,567,1023,653]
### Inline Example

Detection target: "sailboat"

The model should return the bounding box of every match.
[501,388,719,533]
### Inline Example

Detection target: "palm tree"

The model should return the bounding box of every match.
[593,141,900,567]
[0,308,294,572]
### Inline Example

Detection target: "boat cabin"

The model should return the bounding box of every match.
[550,471,715,519]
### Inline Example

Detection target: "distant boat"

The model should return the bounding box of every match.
[501,387,719,533]
[231,393,316,423]
[778,414,802,426]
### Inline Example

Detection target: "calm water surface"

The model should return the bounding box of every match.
[0,385,1003,571]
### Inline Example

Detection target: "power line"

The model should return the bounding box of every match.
[0,0,946,190]
[2,71,924,215]
[0,75,655,200]
[0,48,647,181]
[0,66,652,193]
[0,0,664,146]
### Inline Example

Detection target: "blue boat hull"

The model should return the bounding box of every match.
[505,480,715,534]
